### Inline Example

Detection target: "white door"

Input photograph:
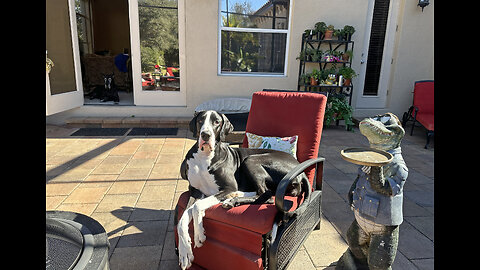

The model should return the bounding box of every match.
[46,0,84,116]
[355,0,400,109]
[128,0,186,106]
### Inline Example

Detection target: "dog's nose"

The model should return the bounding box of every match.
[201,131,211,141]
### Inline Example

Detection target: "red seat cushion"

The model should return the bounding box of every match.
[176,192,299,236]
[415,113,434,131]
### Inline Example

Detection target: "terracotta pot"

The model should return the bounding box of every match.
[344,79,351,86]
[310,77,318,85]
[324,30,334,40]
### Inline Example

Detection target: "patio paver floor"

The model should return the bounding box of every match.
[46,123,433,270]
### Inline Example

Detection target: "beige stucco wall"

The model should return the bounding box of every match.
[386,0,434,118]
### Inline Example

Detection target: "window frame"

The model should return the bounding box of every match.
[217,0,292,77]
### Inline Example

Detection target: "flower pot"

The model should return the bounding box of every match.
[310,77,318,86]
[344,79,351,86]
[324,30,334,40]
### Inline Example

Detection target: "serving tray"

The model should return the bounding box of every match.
[340,147,393,166]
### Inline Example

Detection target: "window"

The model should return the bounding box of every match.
[138,0,180,91]
[218,0,290,76]
[75,0,94,56]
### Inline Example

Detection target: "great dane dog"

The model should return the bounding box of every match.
[176,110,308,269]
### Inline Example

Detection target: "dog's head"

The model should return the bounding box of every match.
[285,176,303,197]
[102,73,115,90]
[189,110,234,153]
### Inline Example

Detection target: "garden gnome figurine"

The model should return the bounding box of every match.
[336,113,408,270]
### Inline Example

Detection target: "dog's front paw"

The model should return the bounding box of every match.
[178,237,194,270]
[194,228,206,248]
[222,198,235,209]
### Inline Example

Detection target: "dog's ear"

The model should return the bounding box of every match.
[219,113,234,141]
[189,111,200,138]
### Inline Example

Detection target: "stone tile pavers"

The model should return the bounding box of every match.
[46,125,433,269]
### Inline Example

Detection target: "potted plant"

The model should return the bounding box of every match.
[343,25,356,41]
[310,69,321,85]
[324,94,354,130]
[305,47,316,61]
[300,73,310,85]
[334,29,346,41]
[296,49,306,61]
[314,21,327,39]
[324,24,335,39]
[341,50,354,62]
[304,29,314,40]
[311,49,322,62]
[323,50,341,62]
[338,66,357,86]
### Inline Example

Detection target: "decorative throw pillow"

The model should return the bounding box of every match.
[246,132,298,159]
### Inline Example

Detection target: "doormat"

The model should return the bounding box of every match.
[70,128,130,137]
[127,128,178,136]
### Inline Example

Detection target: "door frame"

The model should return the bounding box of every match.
[128,0,187,106]
[46,0,84,116]
[355,0,400,109]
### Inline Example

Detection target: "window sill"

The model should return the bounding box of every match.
[218,72,286,78]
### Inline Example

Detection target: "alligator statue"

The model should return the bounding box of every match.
[336,112,408,270]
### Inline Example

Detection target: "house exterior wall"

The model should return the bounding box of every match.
[385,0,434,118]
[183,0,433,119]
[46,0,433,124]
[183,0,369,116]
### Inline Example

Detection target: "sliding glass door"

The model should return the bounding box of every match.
[129,0,186,106]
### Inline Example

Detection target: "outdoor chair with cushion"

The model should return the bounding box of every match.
[174,90,327,270]
[402,80,434,149]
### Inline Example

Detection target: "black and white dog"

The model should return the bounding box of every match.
[177,110,308,269]
[87,73,120,103]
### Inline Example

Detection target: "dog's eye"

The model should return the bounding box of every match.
[214,120,220,125]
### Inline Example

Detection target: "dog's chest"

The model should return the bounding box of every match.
[187,153,220,196]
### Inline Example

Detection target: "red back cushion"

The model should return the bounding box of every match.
[242,91,327,185]
[413,81,434,114]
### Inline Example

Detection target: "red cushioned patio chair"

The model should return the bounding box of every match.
[402,80,434,149]
[174,90,327,270]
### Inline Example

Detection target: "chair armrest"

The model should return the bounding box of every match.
[275,157,325,215]
[412,106,419,119]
